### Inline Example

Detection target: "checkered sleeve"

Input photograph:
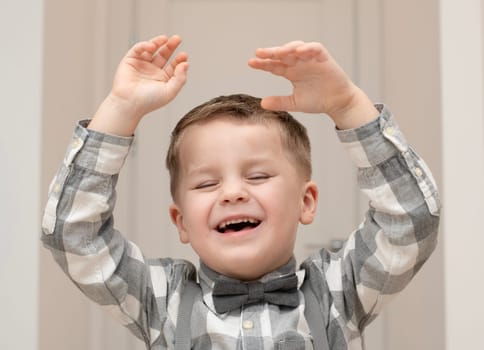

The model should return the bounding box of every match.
[305,105,440,345]
[41,121,195,348]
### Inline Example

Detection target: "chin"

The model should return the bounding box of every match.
[200,247,293,280]
[201,257,258,279]
[218,258,280,281]
[223,268,269,281]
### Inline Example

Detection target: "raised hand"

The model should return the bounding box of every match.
[248,41,378,129]
[112,35,188,115]
[89,35,188,136]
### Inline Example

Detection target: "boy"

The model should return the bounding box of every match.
[42,35,440,349]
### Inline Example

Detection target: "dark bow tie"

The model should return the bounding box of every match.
[212,273,300,313]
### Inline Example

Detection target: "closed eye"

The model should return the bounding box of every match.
[246,174,272,183]
[193,181,218,190]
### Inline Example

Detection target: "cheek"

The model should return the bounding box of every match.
[179,194,214,226]
[271,186,305,222]
[261,180,302,205]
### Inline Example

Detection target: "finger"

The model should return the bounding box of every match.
[280,40,306,53]
[164,61,189,101]
[254,41,303,58]
[261,95,296,111]
[150,34,170,48]
[253,47,302,67]
[248,58,287,76]
[254,41,305,59]
[151,35,183,68]
[294,42,327,61]
[163,52,188,78]
[129,38,167,60]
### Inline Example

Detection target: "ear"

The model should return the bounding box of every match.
[169,203,190,244]
[299,181,318,225]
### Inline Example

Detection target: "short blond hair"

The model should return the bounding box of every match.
[166,94,312,200]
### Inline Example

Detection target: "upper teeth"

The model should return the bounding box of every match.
[218,218,259,230]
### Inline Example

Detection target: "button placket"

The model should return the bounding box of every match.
[241,307,256,333]
[240,306,261,350]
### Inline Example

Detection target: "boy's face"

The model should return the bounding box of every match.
[169,117,318,280]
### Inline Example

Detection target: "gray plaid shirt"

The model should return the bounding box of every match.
[41,105,440,349]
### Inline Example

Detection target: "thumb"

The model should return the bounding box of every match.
[165,62,189,101]
[260,95,296,111]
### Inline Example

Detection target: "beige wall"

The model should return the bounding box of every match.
[40,1,97,348]
[39,1,138,349]
[379,1,445,349]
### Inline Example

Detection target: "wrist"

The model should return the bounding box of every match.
[88,94,143,136]
[327,85,379,130]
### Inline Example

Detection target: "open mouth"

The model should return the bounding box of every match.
[216,218,261,234]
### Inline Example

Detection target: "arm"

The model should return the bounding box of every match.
[329,106,440,331]
[249,41,440,333]
[41,35,192,346]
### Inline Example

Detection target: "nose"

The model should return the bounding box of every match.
[219,178,249,205]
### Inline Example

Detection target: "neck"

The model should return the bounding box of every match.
[199,257,297,282]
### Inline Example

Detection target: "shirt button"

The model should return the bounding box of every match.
[72,138,81,148]
[53,183,60,193]
[415,167,423,177]
[242,320,254,330]
[385,126,395,135]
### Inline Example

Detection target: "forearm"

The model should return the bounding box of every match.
[41,121,133,279]
[332,104,440,327]
[339,104,440,219]
[41,122,163,343]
